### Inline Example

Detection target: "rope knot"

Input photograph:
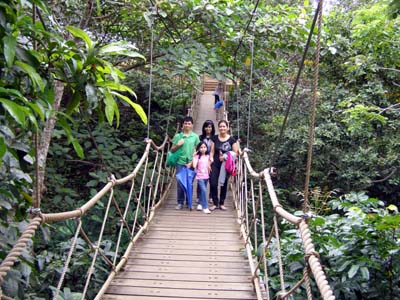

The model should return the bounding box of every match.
[305,251,320,263]
[27,207,41,216]
[302,212,315,220]
[108,174,117,186]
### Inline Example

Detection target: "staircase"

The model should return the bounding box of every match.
[203,76,219,92]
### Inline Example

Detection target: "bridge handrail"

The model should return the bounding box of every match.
[232,148,335,300]
[0,136,174,297]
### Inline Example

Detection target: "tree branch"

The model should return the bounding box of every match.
[371,167,398,183]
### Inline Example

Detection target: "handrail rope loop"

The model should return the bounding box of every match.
[54,218,82,299]
[303,0,323,212]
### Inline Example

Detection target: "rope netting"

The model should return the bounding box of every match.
[0,137,173,300]
[230,148,335,300]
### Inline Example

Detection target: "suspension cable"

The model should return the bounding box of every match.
[303,0,323,212]
[246,24,255,149]
[268,2,323,169]
[146,5,155,139]
[232,0,260,60]
[236,84,241,140]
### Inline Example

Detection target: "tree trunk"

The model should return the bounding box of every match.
[34,80,64,208]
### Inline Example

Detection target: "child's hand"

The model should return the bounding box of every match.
[219,150,224,162]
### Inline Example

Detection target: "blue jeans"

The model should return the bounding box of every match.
[197,179,208,209]
[176,164,186,205]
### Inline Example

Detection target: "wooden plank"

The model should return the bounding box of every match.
[124,258,248,269]
[142,231,241,241]
[103,295,243,300]
[149,225,238,233]
[109,279,253,290]
[121,265,251,276]
[105,286,256,299]
[139,238,243,247]
[114,271,252,283]
[136,238,244,249]
[127,250,247,259]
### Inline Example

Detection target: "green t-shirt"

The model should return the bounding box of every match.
[172,131,200,165]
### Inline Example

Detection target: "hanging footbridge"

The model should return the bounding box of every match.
[0,79,335,300]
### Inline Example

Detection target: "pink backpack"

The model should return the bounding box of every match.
[225,151,237,176]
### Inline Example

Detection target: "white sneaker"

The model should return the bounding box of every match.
[203,208,211,214]
[197,204,202,211]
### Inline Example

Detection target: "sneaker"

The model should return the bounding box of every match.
[197,204,202,211]
[220,205,227,211]
[209,205,217,211]
[203,208,211,214]
[175,204,183,210]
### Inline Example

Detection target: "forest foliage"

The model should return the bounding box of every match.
[0,0,399,299]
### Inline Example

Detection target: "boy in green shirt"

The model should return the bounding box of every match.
[170,116,200,209]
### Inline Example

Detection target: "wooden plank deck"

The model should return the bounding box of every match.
[101,90,257,300]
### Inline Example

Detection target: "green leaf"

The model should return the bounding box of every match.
[72,139,84,159]
[3,35,17,68]
[97,81,136,96]
[0,98,26,127]
[66,91,82,115]
[23,100,45,122]
[338,260,352,272]
[387,204,398,213]
[360,267,369,280]
[66,26,93,49]
[99,42,145,60]
[15,61,44,92]
[0,137,6,164]
[105,99,115,126]
[113,101,120,127]
[348,264,359,279]
[110,91,147,124]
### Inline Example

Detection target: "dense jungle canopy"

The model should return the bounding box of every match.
[0,0,399,299]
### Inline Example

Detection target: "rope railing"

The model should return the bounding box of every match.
[231,148,335,300]
[0,136,175,299]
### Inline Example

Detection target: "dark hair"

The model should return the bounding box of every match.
[200,120,215,139]
[183,116,194,124]
[196,141,210,156]
[218,120,229,127]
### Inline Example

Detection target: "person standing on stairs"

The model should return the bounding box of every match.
[209,120,239,211]
[170,116,200,210]
[213,81,223,104]
[192,141,212,214]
